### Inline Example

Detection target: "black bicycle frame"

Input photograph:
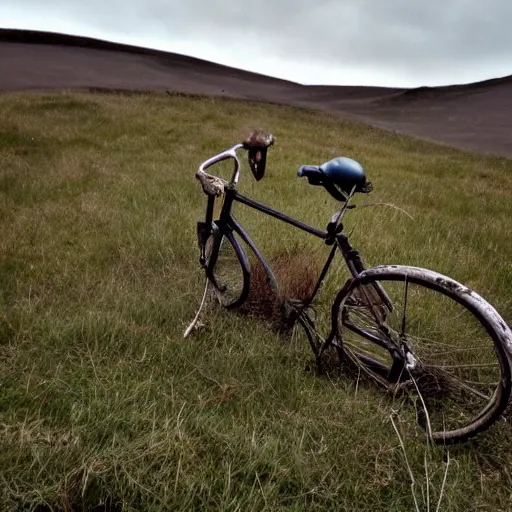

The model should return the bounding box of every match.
[204,184,367,308]
[200,178,405,380]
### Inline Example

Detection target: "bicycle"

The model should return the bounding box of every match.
[187,130,512,444]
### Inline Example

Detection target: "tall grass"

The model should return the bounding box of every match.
[1,92,511,511]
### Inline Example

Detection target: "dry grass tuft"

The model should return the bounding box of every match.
[240,250,321,332]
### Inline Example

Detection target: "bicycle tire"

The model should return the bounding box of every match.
[204,227,250,309]
[332,265,512,444]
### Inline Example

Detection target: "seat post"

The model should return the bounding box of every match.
[336,233,366,276]
[325,187,357,237]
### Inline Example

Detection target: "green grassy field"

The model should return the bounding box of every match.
[1,92,512,511]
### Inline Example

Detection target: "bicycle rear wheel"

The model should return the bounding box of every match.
[204,228,250,309]
[333,265,512,444]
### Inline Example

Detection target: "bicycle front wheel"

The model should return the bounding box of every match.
[204,228,250,309]
[333,265,512,444]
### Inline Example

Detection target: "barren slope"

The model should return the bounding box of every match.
[1,29,511,156]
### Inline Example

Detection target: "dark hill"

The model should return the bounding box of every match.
[1,29,511,157]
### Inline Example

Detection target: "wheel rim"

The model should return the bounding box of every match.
[338,275,508,441]
[205,233,246,308]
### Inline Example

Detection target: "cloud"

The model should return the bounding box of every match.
[1,0,511,86]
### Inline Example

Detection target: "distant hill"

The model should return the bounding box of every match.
[1,28,511,157]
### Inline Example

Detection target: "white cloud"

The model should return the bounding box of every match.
[1,0,511,87]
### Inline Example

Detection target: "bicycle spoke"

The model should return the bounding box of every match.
[418,366,493,400]
[437,363,500,369]
[400,275,408,340]
[205,232,246,308]
[336,270,510,443]
[417,347,482,356]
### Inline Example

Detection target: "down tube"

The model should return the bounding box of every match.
[225,229,252,308]
[230,218,281,298]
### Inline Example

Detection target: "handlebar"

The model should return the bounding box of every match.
[196,131,274,196]
[196,144,244,196]
[198,143,244,182]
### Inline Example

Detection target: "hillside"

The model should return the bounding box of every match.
[1,28,511,156]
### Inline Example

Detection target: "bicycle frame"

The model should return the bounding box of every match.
[192,141,512,443]
[197,169,382,368]
[203,184,366,302]
[196,142,397,367]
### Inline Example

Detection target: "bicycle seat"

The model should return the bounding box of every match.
[298,157,372,201]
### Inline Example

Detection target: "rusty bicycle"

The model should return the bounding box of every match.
[187,131,512,444]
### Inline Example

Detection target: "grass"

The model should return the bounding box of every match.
[1,91,512,511]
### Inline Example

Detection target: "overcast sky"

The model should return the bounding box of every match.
[2,1,512,87]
